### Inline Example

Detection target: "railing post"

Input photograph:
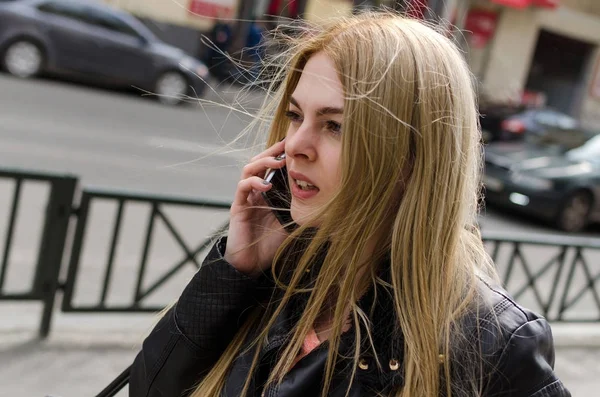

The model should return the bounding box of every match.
[33,176,78,339]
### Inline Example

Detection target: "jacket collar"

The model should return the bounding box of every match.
[262,251,405,376]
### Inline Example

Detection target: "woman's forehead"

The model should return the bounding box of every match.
[291,53,344,110]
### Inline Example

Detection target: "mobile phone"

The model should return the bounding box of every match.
[262,156,297,232]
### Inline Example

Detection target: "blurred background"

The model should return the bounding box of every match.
[0,1,599,396]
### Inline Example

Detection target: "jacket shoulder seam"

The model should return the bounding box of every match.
[481,279,531,322]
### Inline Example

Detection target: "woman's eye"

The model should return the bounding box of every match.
[284,111,302,123]
[326,120,342,134]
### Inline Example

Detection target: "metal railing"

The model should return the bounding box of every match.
[62,188,230,314]
[0,167,599,339]
[483,231,600,322]
[0,169,77,337]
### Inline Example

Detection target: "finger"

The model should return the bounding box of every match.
[250,139,286,162]
[232,176,273,207]
[241,155,286,179]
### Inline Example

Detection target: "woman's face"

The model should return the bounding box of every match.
[285,52,344,225]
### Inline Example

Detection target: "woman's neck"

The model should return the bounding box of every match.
[312,238,381,342]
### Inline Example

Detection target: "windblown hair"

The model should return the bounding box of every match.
[192,11,498,397]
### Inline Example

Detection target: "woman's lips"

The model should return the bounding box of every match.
[289,170,316,186]
[291,179,320,199]
[288,170,319,200]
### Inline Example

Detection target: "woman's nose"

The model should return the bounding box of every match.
[286,122,317,161]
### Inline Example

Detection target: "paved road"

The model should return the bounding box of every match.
[0,75,599,396]
[1,74,596,234]
[0,74,263,201]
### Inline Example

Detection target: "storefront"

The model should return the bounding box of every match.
[468,0,600,127]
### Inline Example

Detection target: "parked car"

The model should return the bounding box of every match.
[483,133,600,232]
[0,0,209,105]
[479,103,525,143]
[488,108,591,145]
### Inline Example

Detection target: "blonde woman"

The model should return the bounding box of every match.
[130,13,570,397]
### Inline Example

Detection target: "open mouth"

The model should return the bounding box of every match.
[294,179,318,191]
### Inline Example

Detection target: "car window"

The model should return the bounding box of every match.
[556,114,577,129]
[533,110,559,126]
[37,1,88,23]
[533,110,577,129]
[83,6,141,37]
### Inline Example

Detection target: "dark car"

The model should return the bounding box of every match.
[0,0,209,105]
[483,134,600,232]
[487,108,590,144]
[479,103,525,143]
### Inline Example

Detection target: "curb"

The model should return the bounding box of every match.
[550,323,600,348]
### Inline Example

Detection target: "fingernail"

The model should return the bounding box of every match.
[275,153,286,161]
[262,179,271,185]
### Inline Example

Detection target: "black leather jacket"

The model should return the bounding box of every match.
[130,239,570,397]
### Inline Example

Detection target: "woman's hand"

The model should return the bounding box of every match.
[224,140,289,277]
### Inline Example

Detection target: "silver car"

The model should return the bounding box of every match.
[0,0,209,105]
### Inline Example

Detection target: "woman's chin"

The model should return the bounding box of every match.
[290,206,321,229]
[290,207,304,226]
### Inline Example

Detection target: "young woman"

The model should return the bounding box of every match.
[130,13,570,397]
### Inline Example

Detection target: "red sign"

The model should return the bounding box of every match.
[188,0,234,18]
[465,9,499,48]
[532,0,559,8]
[406,0,428,20]
[490,0,558,8]
[268,0,299,18]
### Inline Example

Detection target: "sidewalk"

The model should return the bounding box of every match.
[0,310,153,397]
[1,310,599,397]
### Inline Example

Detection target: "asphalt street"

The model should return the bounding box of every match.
[0,75,260,202]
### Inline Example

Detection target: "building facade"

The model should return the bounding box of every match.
[464,0,600,128]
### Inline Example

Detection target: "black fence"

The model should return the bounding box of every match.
[0,169,77,337]
[62,188,230,314]
[483,231,600,322]
[0,168,599,339]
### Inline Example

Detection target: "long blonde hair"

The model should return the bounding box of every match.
[192,12,498,397]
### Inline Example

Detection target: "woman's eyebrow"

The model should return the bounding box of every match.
[316,106,344,116]
[289,96,343,115]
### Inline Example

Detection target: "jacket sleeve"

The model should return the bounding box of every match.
[488,316,571,397]
[129,237,261,397]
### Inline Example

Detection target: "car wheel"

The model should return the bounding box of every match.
[155,71,188,105]
[556,191,592,233]
[2,39,44,78]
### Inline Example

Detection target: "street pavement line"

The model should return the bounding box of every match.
[146,137,252,160]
